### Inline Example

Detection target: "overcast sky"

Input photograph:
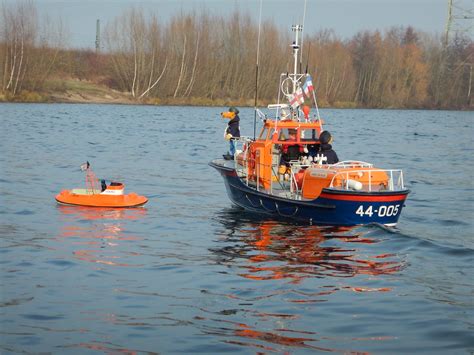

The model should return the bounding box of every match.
[28,0,452,48]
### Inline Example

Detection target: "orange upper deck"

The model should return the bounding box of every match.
[256,119,324,144]
[244,119,325,190]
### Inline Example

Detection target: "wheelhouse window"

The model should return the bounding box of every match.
[268,128,275,141]
[259,127,269,140]
[278,128,298,142]
[300,129,318,142]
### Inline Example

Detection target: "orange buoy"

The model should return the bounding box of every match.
[55,187,148,208]
[55,162,148,208]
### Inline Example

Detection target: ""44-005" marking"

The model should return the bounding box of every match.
[355,204,400,218]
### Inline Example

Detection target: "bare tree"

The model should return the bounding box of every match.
[1,0,37,96]
[104,7,167,99]
[1,2,471,109]
[0,0,65,97]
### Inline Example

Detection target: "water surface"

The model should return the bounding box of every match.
[0,104,473,353]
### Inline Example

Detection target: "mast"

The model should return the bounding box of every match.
[291,25,303,94]
[254,0,263,140]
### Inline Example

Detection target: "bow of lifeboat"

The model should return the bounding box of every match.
[295,161,409,225]
[55,182,148,208]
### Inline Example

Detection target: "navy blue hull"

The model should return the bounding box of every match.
[210,160,409,226]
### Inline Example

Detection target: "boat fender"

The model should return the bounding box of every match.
[347,179,363,191]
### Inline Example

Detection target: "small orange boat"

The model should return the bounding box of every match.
[55,162,148,208]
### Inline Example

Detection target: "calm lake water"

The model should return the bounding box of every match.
[0,103,473,354]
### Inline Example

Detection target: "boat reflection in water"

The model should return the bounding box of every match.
[57,205,147,267]
[205,209,406,352]
[213,211,404,283]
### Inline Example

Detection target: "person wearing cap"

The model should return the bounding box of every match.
[280,128,304,166]
[222,106,241,159]
[317,131,339,164]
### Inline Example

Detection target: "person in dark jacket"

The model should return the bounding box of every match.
[223,106,241,159]
[318,131,339,164]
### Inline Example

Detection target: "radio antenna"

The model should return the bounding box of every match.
[299,0,307,73]
[253,0,263,140]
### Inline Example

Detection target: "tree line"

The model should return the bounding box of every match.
[1,0,472,109]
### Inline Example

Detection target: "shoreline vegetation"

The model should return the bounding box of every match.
[0,78,362,108]
[1,1,472,110]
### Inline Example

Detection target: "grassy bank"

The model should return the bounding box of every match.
[0,80,358,109]
[0,79,134,104]
[1,80,469,110]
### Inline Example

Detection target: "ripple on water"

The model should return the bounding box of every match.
[21,314,65,321]
[46,259,77,267]
[0,105,472,353]
[13,210,35,215]
[0,297,34,307]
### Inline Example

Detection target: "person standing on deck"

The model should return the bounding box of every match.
[318,131,339,164]
[221,107,241,160]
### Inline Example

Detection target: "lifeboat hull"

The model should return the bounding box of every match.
[55,190,148,208]
[210,160,409,226]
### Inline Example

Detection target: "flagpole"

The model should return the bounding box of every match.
[253,0,263,141]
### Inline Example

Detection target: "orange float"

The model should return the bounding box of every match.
[55,162,148,208]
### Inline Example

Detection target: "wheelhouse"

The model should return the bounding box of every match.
[238,118,324,191]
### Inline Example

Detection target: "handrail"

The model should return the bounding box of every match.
[288,161,311,198]
[231,141,406,195]
[331,160,374,168]
[328,168,405,192]
[235,136,253,143]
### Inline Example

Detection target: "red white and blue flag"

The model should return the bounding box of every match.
[303,75,314,97]
[80,161,90,171]
[289,87,305,109]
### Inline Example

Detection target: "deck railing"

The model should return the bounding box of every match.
[233,138,302,197]
[230,147,406,197]
[329,168,405,192]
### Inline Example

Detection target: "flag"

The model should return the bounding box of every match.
[289,94,299,109]
[289,87,305,109]
[80,161,90,171]
[303,75,314,97]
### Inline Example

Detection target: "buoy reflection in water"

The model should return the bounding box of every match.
[57,205,147,267]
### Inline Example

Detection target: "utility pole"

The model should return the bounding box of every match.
[468,64,472,105]
[444,0,473,46]
[95,19,100,53]
[444,0,473,106]
[445,0,453,46]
